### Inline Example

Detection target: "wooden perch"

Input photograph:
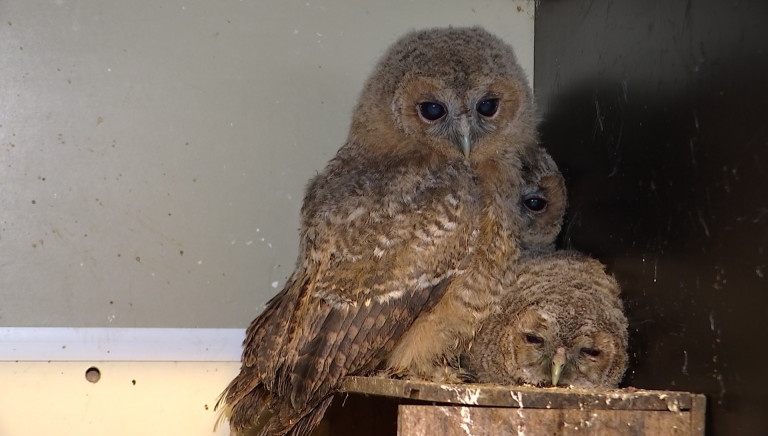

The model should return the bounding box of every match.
[332,376,706,436]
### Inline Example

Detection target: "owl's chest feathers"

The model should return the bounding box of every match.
[460,159,523,291]
[302,153,480,304]
[305,149,518,295]
[314,160,479,229]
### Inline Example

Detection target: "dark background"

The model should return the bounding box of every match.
[535,1,768,434]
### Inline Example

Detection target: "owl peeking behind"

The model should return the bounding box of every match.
[468,251,628,388]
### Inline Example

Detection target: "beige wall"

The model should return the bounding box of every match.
[0,361,240,435]
[0,0,535,328]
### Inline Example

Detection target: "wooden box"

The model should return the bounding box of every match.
[317,376,706,436]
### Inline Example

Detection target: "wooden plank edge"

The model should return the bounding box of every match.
[340,376,700,412]
[689,394,707,435]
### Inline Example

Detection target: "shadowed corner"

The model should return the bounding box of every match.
[535,0,768,433]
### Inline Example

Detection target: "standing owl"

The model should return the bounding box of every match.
[468,251,628,388]
[217,27,558,436]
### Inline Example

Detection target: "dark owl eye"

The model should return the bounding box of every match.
[418,102,446,121]
[524,334,544,345]
[522,195,548,212]
[476,98,499,117]
[581,347,601,358]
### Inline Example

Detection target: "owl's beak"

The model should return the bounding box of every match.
[459,133,471,158]
[456,115,471,158]
[551,347,567,386]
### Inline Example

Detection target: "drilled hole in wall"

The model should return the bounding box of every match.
[85,366,101,383]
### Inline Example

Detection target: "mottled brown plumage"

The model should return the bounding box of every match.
[217,27,563,436]
[385,141,565,381]
[468,251,628,388]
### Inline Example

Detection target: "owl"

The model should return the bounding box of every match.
[517,144,566,254]
[468,251,628,388]
[217,27,561,436]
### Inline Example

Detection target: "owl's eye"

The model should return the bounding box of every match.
[476,98,499,117]
[522,195,548,212]
[581,347,601,358]
[524,334,544,345]
[418,102,446,121]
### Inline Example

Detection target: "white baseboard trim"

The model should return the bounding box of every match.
[0,327,244,362]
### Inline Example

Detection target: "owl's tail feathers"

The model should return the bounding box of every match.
[214,373,273,435]
[212,394,232,433]
[282,395,333,436]
[215,380,333,436]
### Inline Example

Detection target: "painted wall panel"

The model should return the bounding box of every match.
[0,361,239,435]
[0,0,535,328]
